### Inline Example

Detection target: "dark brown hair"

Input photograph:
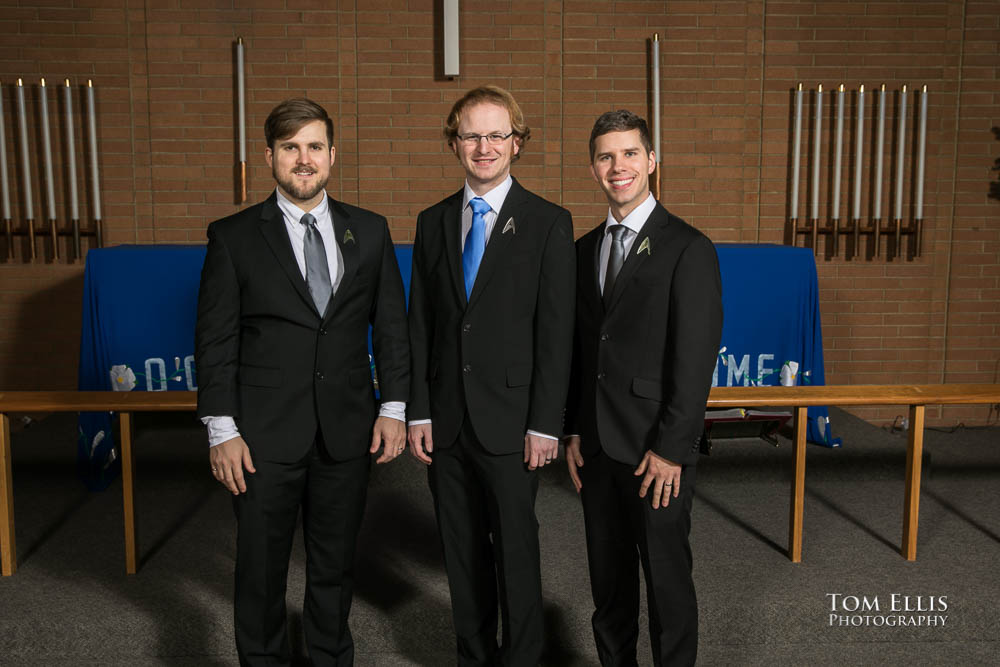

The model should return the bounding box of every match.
[264,98,334,149]
[589,109,653,161]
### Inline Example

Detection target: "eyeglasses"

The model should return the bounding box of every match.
[457,131,515,145]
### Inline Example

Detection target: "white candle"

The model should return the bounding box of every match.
[853,85,864,220]
[811,84,822,220]
[915,86,927,220]
[15,79,33,221]
[652,33,660,164]
[894,85,907,221]
[237,37,246,163]
[874,84,886,220]
[0,82,10,220]
[791,83,803,218]
[39,78,57,221]
[832,84,845,220]
[64,80,79,220]
[86,80,102,221]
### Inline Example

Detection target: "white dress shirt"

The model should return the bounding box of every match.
[598,193,657,294]
[275,188,345,294]
[408,176,556,441]
[460,175,513,248]
[203,188,405,448]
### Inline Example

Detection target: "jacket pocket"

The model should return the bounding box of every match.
[506,364,532,387]
[239,365,282,388]
[631,376,662,401]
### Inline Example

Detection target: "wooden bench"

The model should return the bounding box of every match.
[1,384,998,575]
[0,391,195,576]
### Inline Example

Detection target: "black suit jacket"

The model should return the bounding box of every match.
[195,192,409,463]
[408,178,576,454]
[565,203,722,467]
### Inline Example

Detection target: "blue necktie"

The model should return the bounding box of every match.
[463,197,490,298]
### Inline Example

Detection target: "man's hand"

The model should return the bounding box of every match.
[524,432,558,470]
[371,416,406,464]
[564,435,584,493]
[407,423,434,465]
[210,436,256,495]
[634,451,681,509]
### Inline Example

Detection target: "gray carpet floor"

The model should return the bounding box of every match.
[0,407,997,665]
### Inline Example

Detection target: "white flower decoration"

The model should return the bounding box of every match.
[780,361,799,387]
[109,364,137,392]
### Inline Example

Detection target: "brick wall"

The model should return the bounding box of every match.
[1,0,997,425]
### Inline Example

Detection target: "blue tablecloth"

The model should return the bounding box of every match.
[77,242,835,489]
[77,245,206,489]
[714,244,838,448]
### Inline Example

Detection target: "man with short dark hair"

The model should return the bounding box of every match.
[564,109,723,666]
[407,85,576,665]
[196,97,410,666]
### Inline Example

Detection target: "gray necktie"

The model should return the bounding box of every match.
[300,212,332,315]
[603,224,629,308]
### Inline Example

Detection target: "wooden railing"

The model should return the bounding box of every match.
[1,384,998,576]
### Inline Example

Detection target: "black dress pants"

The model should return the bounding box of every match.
[579,449,698,667]
[428,414,544,666]
[232,440,370,667]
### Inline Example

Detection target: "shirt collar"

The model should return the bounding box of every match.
[604,193,656,237]
[462,175,513,215]
[275,188,330,226]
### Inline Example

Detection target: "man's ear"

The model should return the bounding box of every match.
[264,147,273,168]
[647,150,656,175]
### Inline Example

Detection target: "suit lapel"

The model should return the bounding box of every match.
[604,204,669,314]
[466,178,525,309]
[581,223,605,315]
[325,196,358,323]
[258,193,317,315]
[442,190,466,306]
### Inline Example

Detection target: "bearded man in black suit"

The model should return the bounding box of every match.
[196,98,410,666]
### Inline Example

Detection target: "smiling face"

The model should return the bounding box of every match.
[264,119,336,211]
[590,129,656,222]
[451,102,520,195]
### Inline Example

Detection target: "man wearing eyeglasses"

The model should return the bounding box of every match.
[407,85,575,665]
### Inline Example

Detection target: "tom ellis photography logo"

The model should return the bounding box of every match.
[826,593,949,627]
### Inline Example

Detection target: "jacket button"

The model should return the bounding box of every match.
[600,333,609,341]
[463,364,472,374]
[463,323,471,332]
[315,370,324,380]
[319,327,327,335]
[597,372,606,380]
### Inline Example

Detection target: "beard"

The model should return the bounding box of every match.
[273,164,329,203]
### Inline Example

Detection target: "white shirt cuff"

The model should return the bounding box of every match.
[202,415,240,448]
[379,401,406,422]
[407,419,432,427]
